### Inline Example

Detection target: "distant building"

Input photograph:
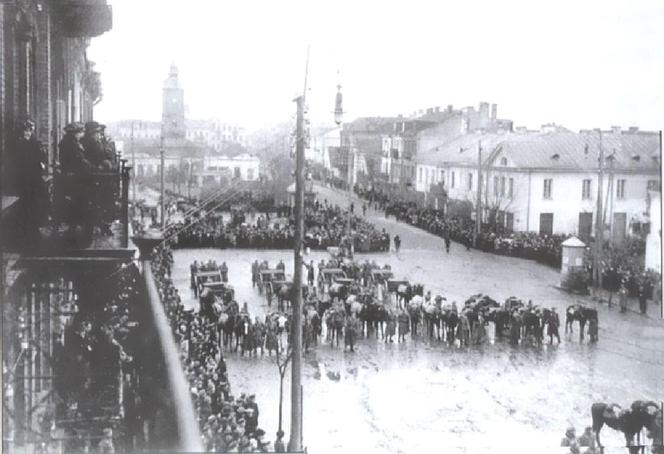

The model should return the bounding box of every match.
[415,127,661,238]
[305,125,341,168]
[130,152,260,186]
[162,64,186,139]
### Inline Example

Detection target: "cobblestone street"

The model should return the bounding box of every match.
[171,187,664,454]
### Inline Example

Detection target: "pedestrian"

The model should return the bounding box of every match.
[274,430,286,452]
[362,203,367,217]
[547,307,561,344]
[394,235,401,253]
[307,260,315,287]
[638,280,648,315]
[220,261,228,283]
[577,426,596,452]
[561,427,580,454]
[618,282,628,313]
[587,316,598,342]
[444,233,451,254]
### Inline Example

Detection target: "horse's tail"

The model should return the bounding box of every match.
[591,402,607,432]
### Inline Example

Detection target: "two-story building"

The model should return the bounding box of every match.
[414,127,661,239]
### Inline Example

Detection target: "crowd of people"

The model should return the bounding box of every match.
[150,245,274,452]
[5,118,120,248]
[355,188,661,303]
[169,198,390,252]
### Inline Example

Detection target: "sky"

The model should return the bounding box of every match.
[88,0,664,133]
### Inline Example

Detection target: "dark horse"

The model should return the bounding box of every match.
[591,400,661,453]
[566,304,598,341]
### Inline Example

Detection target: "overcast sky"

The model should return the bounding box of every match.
[89,0,663,133]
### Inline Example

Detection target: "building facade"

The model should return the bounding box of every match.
[414,127,661,239]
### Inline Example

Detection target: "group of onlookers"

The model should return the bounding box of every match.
[151,245,274,452]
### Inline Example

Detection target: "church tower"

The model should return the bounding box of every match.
[162,64,185,139]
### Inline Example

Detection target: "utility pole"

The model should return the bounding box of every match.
[160,126,165,229]
[288,95,304,453]
[131,121,136,202]
[593,130,604,291]
[347,145,353,238]
[475,141,483,243]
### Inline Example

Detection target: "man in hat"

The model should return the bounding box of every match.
[59,122,95,240]
[10,118,48,245]
[81,121,108,169]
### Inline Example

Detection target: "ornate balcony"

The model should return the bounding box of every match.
[57,0,113,38]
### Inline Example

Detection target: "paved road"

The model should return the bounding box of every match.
[170,185,664,454]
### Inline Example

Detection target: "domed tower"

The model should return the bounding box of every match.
[162,64,185,139]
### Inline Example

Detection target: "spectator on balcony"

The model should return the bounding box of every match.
[59,122,94,239]
[82,121,113,170]
[59,122,91,174]
[11,118,48,244]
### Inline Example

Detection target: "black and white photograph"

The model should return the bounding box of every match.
[1,1,663,453]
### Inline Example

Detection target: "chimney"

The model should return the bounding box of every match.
[611,125,622,134]
[435,106,440,113]
[447,105,453,113]
[479,102,490,125]
[628,126,639,133]
[426,108,433,114]
[491,104,497,121]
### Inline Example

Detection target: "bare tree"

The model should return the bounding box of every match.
[274,344,293,435]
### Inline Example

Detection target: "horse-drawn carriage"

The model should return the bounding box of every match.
[198,281,235,319]
[193,269,223,298]
[268,280,308,311]
[369,269,394,289]
[318,268,347,286]
[258,269,286,295]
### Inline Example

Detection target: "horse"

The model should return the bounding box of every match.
[591,401,661,453]
[324,308,345,348]
[566,304,598,341]
[441,309,459,344]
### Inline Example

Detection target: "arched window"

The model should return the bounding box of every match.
[500,157,508,166]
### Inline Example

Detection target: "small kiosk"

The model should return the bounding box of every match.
[560,236,587,290]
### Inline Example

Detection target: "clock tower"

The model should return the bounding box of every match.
[162,64,185,139]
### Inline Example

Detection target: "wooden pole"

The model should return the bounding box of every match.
[288,95,304,452]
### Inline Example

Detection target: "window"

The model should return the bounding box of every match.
[451,171,455,188]
[494,176,499,196]
[419,168,423,182]
[247,168,254,180]
[616,179,626,199]
[500,157,508,166]
[582,179,592,199]
[543,179,553,199]
[468,173,473,190]
[500,176,506,196]
[508,178,514,198]
[440,170,445,185]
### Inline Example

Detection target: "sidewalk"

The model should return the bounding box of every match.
[582,291,663,320]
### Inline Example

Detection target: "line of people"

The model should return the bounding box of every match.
[169,199,390,252]
[151,245,273,452]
